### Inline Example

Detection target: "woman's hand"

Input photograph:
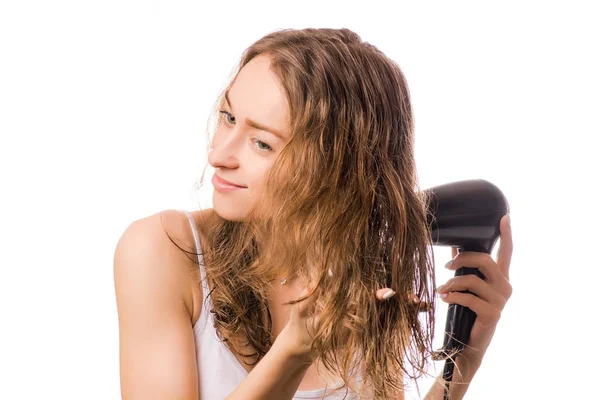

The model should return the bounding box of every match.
[277,284,321,362]
[376,214,513,365]
[440,214,513,363]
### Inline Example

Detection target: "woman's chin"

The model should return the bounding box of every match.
[213,200,250,222]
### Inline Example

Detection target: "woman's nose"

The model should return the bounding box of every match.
[208,136,240,169]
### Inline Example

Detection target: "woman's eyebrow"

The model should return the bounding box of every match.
[224,90,286,140]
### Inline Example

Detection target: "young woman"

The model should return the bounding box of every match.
[114,28,513,399]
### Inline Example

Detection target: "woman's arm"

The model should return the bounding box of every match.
[224,334,313,400]
[114,213,199,400]
[225,278,323,400]
[424,355,482,399]
[225,282,320,400]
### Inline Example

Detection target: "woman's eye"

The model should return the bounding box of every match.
[253,139,273,152]
[218,110,272,152]
[219,110,235,125]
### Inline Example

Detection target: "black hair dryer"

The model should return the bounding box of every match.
[423,179,509,388]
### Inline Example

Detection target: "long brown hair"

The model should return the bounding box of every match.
[184,28,436,398]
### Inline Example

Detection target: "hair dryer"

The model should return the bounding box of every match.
[423,179,509,396]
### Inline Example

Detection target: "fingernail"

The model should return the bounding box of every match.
[382,289,396,300]
[438,293,448,299]
[444,259,454,269]
[435,285,445,293]
[507,213,511,226]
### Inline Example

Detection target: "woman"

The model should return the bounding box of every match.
[114,27,513,399]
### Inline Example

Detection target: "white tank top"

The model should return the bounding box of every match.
[183,211,361,399]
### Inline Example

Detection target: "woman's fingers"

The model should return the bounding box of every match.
[438,291,502,328]
[444,216,513,301]
[375,288,396,301]
[445,252,501,282]
[446,214,512,283]
[295,284,320,317]
[436,274,507,309]
[496,214,513,280]
[375,288,431,312]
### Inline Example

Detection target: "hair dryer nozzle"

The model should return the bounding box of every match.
[424,179,509,254]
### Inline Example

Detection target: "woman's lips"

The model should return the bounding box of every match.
[211,174,247,191]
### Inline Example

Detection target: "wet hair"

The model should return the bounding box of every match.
[184,27,436,398]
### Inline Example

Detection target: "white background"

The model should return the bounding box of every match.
[1,1,598,398]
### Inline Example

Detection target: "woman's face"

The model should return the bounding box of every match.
[208,55,290,222]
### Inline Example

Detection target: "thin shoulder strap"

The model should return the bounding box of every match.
[182,210,210,299]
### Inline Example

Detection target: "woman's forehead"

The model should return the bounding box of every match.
[226,56,290,137]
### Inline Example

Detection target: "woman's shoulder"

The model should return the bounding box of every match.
[115,208,215,326]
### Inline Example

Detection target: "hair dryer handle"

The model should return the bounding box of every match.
[441,266,485,358]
